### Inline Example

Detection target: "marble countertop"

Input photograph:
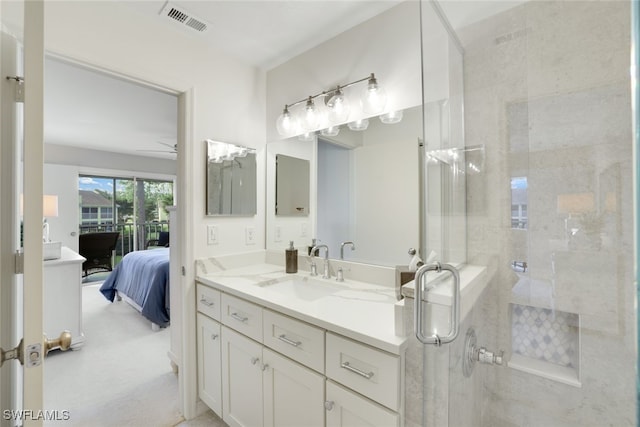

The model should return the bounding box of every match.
[196,263,408,355]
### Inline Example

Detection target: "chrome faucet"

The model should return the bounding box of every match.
[340,241,355,260]
[311,244,330,279]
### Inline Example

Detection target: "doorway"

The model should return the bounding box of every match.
[41,58,183,424]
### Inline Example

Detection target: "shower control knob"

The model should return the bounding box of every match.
[478,347,504,365]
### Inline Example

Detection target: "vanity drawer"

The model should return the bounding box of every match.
[326,332,400,411]
[263,309,325,373]
[221,293,263,342]
[196,283,221,321]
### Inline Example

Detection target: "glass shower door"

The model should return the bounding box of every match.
[423,1,637,426]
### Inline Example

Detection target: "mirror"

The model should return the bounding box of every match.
[206,140,257,216]
[276,154,310,216]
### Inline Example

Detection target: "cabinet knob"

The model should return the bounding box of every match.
[261,363,269,371]
[210,334,219,341]
[324,401,334,411]
[251,357,260,365]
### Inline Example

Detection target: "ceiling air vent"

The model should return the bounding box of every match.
[160,2,209,33]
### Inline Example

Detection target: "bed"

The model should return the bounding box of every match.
[100,248,170,329]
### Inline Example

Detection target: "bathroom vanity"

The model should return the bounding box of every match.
[195,252,407,427]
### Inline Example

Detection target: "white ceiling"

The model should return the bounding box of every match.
[40,1,524,159]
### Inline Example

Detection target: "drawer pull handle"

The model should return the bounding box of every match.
[230,312,248,323]
[340,361,374,379]
[278,334,302,347]
[200,297,214,307]
[324,401,335,411]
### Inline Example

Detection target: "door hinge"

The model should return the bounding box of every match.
[14,250,24,274]
[6,76,24,103]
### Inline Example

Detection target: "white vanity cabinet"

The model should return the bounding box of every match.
[195,277,404,427]
[326,380,399,427]
[196,313,222,416]
[262,347,325,427]
[221,325,264,427]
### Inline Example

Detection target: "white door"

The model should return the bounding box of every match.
[221,326,264,427]
[1,2,49,427]
[262,347,324,427]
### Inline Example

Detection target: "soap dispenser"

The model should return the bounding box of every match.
[286,241,298,273]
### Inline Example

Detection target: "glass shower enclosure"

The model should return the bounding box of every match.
[410,1,636,426]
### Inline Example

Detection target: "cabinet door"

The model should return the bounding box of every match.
[221,326,264,427]
[197,313,222,417]
[325,381,399,427]
[262,348,324,427]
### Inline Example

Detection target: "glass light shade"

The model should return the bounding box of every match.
[298,132,316,142]
[326,88,350,123]
[347,118,369,131]
[300,98,321,131]
[320,126,340,137]
[361,76,387,115]
[276,106,297,136]
[379,110,403,124]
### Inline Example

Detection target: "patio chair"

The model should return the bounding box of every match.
[146,231,169,249]
[79,232,120,277]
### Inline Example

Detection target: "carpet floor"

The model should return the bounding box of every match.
[43,283,183,426]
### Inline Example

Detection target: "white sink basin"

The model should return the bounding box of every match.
[258,276,342,301]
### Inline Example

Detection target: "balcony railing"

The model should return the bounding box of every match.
[79,221,169,261]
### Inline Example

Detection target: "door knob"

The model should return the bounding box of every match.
[44,330,72,355]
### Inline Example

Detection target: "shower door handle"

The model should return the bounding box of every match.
[413,262,460,346]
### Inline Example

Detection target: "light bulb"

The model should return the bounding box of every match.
[379,110,403,124]
[276,105,297,136]
[326,87,350,123]
[320,126,340,137]
[347,118,369,131]
[361,73,387,115]
[301,97,321,131]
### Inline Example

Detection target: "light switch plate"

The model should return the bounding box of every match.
[207,225,218,245]
[300,222,308,237]
[245,226,256,245]
[274,225,282,242]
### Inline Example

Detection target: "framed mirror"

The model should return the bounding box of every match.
[275,154,310,216]
[206,139,257,216]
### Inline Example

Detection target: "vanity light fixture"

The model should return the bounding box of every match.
[276,73,386,136]
[206,139,255,163]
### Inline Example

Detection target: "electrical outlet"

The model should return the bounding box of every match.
[245,226,256,245]
[300,222,308,237]
[274,225,282,242]
[207,225,218,245]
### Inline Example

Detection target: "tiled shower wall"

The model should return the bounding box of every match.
[460,1,634,426]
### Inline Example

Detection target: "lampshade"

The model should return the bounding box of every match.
[300,97,321,131]
[557,193,595,215]
[326,87,350,123]
[361,74,387,115]
[380,110,403,124]
[320,126,340,137]
[276,106,298,136]
[298,132,316,142]
[347,118,369,131]
[43,195,59,217]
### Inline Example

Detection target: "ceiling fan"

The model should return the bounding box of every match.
[137,141,177,155]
